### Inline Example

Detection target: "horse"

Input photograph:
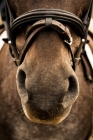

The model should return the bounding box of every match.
[0,0,93,140]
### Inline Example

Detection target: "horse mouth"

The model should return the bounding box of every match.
[20,90,78,124]
[22,102,72,124]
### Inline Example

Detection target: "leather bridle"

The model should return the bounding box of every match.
[4,0,92,70]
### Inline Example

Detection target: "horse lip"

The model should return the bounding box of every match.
[22,103,72,124]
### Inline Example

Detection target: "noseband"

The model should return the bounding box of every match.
[4,0,92,70]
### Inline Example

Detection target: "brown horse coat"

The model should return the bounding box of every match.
[0,25,93,140]
[0,0,93,139]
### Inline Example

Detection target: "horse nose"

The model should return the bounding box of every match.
[16,65,79,123]
[16,66,78,104]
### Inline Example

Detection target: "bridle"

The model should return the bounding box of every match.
[4,0,92,70]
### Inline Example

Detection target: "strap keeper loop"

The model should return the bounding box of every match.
[45,18,52,27]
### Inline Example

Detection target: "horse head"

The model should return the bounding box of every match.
[6,0,92,124]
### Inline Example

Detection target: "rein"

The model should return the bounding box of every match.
[3,0,93,70]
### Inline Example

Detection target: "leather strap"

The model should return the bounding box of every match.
[10,9,85,38]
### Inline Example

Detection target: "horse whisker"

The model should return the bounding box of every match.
[79,95,93,113]
[81,93,93,99]
[67,113,79,120]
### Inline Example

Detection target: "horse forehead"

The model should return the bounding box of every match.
[7,0,90,17]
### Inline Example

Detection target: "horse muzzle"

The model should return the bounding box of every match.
[16,61,79,124]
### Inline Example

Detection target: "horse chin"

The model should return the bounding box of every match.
[21,103,72,124]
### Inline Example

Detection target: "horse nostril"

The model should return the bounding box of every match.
[17,69,26,89]
[17,69,29,103]
[18,69,26,84]
[68,76,78,93]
